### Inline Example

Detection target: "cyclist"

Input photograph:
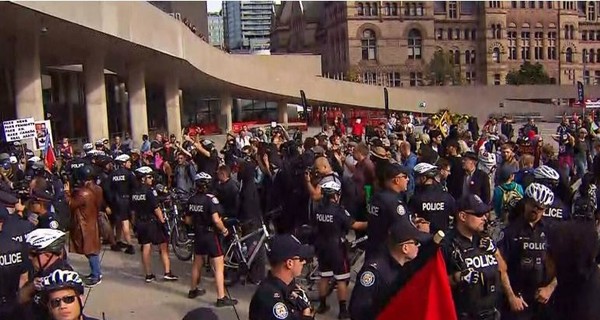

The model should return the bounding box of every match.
[107,154,136,255]
[532,165,570,223]
[39,269,99,320]
[185,172,237,307]
[312,181,367,318]
[131,166,178,283]
[409,162,455,234]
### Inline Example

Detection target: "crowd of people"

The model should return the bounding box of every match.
[0,110,599,320]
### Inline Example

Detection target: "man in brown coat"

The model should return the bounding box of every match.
[65,165,102,287]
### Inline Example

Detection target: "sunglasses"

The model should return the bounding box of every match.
[400,240,421,247]
[49,295,77,309]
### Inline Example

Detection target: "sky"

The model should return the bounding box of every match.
[207,1,222,13]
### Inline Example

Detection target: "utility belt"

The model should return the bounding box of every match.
[459,308,499,320]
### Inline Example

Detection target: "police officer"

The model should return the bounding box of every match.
[0,190,32,242]
[498,183,556,320]
[349,220,433,320]
[441,194,503,320]
[130,166,178,283]
[312,181,367,318]
[0,204,29,319]
[249,234,314,320]
[28,189,60,230]
[532,165,570,223]
[185,172,237,307]
[409,162,456,234]
[108,154,136,254]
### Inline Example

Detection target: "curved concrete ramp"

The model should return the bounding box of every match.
[10,1,600,119]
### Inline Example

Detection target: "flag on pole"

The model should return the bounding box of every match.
[43,137,56,170]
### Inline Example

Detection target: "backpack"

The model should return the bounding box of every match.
[499,184,522,218]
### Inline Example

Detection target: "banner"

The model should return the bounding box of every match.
[3,118,35,142]
[577,81,584,103]
[384,88,390,120]
[34,120,54,151]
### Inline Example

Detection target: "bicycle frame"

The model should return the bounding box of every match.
[226,221,270,269]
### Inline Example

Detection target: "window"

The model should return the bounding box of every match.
[534,31,544,60]
[490,1,501,8]
[387,72,401,87]
[455,28,461,40]
[357,2,364,15]
[449,1,458,18]
[471,29,477,40]
[409,72,423,86]
[511,1,517,8]
[466,71,476,84]
[492,47,501,62]
[436,28,443,40]
[361,29,377,60]
[448,29,454,40]
[465,50,476,64]
[547,31,557,60]
[566,47,573,63]
[521,1,526,8]
[408,29,422,59]
[583,49,589,63]
[383,3,390,15]
[370,2,378,15]
[564,25,575,39]
[454,50,461,64]
[365,3,371,16]
[470,50,476,64]
[529,1,536,8]
[391,3,398,15]
[416,3,424,15]
[494,74,501,85]
[595,70,600,84]
[583,31,588,41]
[584,70,591,84]
[362,72,378,85]
[405,3,415,16]
[588,2,596,21]
[591,49,596,63]
[521,31,531,60]
[508,31,517,60]
[538,1,544,8]
[492,24,502,39]
[465,29,471,40]
[547,1,553,8]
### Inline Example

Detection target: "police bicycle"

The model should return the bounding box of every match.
[222,206,282,286]
[155,185,195,261]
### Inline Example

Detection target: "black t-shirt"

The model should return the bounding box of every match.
[130,185,159,221]
[214,179,240,218]
[186,193,222,229]
[150,140,165,158]
[0,231,28,300]
[313,202,353,247]
[109,168,136,197]
[194,149,219,177]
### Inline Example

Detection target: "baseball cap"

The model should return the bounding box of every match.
[389,220,431,244]
[267,234,314,264]
[457,194,491,217]
[383,162,411,181]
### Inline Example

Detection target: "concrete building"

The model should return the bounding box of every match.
[208,12,225,48]
[150,1,209,40]
[223,1,275,52]
[272,1,600,86]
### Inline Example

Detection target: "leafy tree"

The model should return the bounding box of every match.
[345,66,360,82]
[425,50,462,86]
[506,62,551,85]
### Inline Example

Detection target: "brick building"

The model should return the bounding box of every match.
[271,1,600,87]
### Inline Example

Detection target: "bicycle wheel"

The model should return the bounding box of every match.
[170,223,193,261]
[223,241,242,286]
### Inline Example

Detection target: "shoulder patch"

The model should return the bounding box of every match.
[152,190,158,197]
[396,205,406,216]
[273,302,289,319]
[359,271,375,287]
[344,210,351,217]
[211,196,220,205]
[49,220,59,229]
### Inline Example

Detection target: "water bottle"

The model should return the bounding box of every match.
[241,243,248,257]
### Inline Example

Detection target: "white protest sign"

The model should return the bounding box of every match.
[3,118,36,142]
[34,120,54,151]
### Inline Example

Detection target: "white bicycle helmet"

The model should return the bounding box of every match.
[194,172,213,187]
[478,151,497,169]
[42,269,85,295]
[82,143,93,152]
[525,183,555,206]
[321,181,342,195]
[414,163,438,177]
[115,154,131,163]
[25,229,66,254]
[533,165,560,181]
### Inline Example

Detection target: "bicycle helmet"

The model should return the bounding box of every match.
[115,154,130,163]
[478,151,497,171]
[134,166,154,179]
[25,229,66,254]
[525,183,555,206]
[413,162,438,178]
[28,156,42,163]
[533,165,560,181]
[73,165,95,186]
[41,269,84,295]
[321,181,342,195]
[194,172,213,187]
[82,143,93,153]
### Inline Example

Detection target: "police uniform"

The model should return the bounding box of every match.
[67,156,91,185]
[130,185,166,246]
[499,217,552,319]
[441,229,500,320]
[31,189,60,230]
[312,202,354,281]
[108,166,136,222]
[28,258,73,320]
[186,192,224,258]
[409,183,456,234]
[543,196,570,223]
[366,188,411,258]
[0,214,28,319]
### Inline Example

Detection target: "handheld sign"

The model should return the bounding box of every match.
[3,118,35,142]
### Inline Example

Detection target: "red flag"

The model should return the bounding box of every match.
[44,140,56,171]
[377,249,457,320]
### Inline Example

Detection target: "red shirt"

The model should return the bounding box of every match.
[352,123,365,136]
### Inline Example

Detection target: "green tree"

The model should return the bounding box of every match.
[425,50,462,86]
[506,62,551,85]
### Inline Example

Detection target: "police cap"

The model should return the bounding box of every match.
[389,220,431,245]
[383,162,411,181]
[31,189,54,203]
[457,194,491,217]
[0,189,18,208]
[267,234,314,265]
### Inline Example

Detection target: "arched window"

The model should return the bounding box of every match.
[408,29,422,59]
[383,2,390,15]
[588,1,596,21]
[357,2,364,15]
[465,50,472,64]
[361,29,377,60]
[591,49,596,63]
[495,24,502,39]
[583,49,589,63]
[566,47,573,63]
[492,47,501,63]
[365,3,371,16]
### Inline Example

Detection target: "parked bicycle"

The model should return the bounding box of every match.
[155,185,195,261]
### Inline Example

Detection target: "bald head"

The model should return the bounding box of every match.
[314,156,332,175]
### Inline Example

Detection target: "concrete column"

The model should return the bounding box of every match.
[83,53,109,142]
[128,63,148,148]
[277,101,288,126]
[234,98,243,121]
[117,83,129,134]
[220,93,233,133]
[67,73,78,138]
[165,76,182,141]
[14,30,44,121]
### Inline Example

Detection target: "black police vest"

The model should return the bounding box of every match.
[544,197,569,221]
[513,227,548,296]
[110,168,132,196]
[452,237,499,314]
[188,194,214,229]
[411,185,452,233]
[367,190,408,256]
[0,232,26,300]
[313,203,349,246]
[130,187,156,221]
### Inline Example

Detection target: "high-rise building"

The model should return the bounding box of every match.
[223,1,275,53]
[272,1,600,86]
[208,13,225,48]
